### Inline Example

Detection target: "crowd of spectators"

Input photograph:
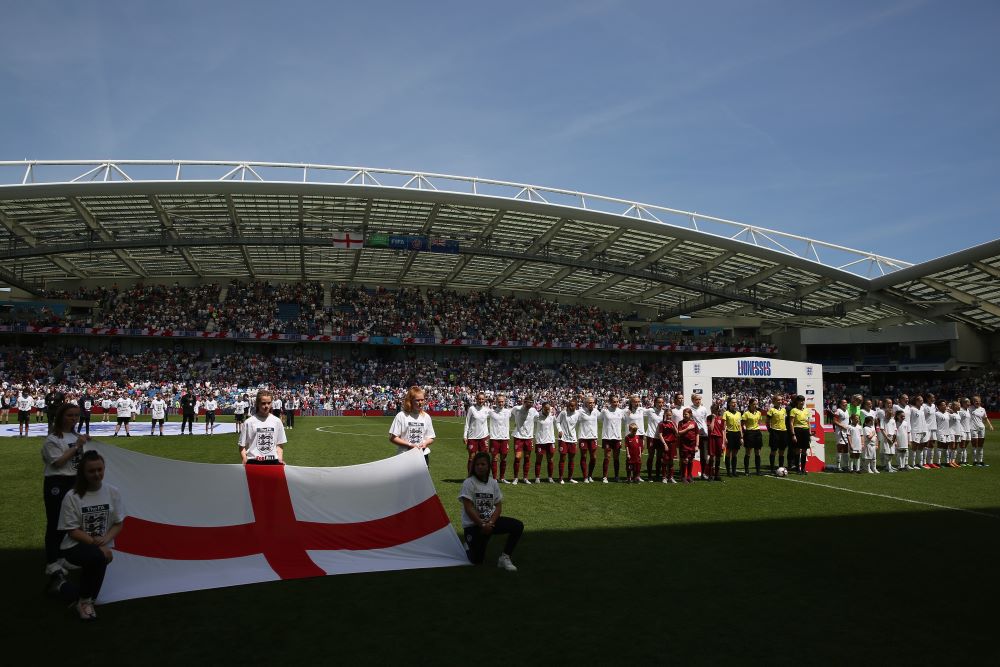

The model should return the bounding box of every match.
[2,346,997,418]
[12,281,773,348]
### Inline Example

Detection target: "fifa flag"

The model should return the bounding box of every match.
[91,443,469,603]
[332,232,364,249]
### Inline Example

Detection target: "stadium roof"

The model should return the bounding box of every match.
[0,160,998,332]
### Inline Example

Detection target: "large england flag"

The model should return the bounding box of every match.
[91,443,469,603]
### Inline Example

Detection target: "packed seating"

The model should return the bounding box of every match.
[11,281,771,347]
[2,346,997,415]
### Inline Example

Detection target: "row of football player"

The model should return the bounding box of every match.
[829,395,994,472]
[459,391,821,483]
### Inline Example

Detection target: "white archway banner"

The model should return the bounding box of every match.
[682,357,826,471]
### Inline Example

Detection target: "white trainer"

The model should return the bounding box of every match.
[535,478,542,484]
[497,553,518,572]
[560,480,565,485]
[522,478,531,485]
[569,479,579,484]
[501,479,510,484]
[547,478,555,483]
[602,477,609,484]
[511,478,518,485]
[583,478,591,484]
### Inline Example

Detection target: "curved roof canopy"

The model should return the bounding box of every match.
[0,160,997,331]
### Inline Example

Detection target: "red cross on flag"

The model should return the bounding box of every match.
[93,443,469,603]
[332,232,364,249]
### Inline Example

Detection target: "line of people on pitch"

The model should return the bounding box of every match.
[461,391,819,485]
[829,394,993,473]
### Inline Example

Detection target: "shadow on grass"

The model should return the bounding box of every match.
[7,507,998,666]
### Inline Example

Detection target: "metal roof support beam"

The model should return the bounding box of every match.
[733,263,785,290]
[633,250,737,303]
[347,199,373,283]
[0,208,86,280]
[659,265,785,317]
[730,277,836,316]
[921,277,1000,319]
[536,228,629,291]
[224,194,256,280]
[298,195,306,281]
[67,196,148,278]
[684,250,736,280]
[398,203,441,283]
[440,209,505,287]
[486,217,569,289]
[148,195,203,277]
[579,237,685,298]
[656,295,729,319]
[972,260,1000,280]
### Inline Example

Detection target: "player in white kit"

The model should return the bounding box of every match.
[600,395,626,482]
[510,395,539,485]
[488,395,513,482]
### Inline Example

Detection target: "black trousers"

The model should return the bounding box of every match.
[62,543,109,600]
[77,412,91,435]
[44,476,75,565]
[182,413,194,432]
[464,516,524,564]
[287,410,295,427]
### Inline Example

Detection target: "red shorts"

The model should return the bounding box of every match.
[466,438,488,453]
[558,440,578,455]
[535,442,555,455]
[664,439,677,458]
[489,439,510,455]
[681,444,698,458]
[602,439,621,450]
[514,438,533,453]
[578,438,598,451]
[626,446,642,465]
[708,435,724,457]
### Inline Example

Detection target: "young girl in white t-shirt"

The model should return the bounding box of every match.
[894,411,911,470]
[862,417,878,474]
[847,413,863,473]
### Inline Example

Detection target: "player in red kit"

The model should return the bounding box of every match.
[677,408,699,483]
[658,415,678,483]
[624,423,643,482]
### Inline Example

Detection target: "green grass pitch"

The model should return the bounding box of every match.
[4,416,998,665]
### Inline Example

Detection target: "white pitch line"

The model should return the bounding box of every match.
[314,426,386,437]
[771,475,1000,520]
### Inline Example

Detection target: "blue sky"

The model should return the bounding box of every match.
[1,0,997,263]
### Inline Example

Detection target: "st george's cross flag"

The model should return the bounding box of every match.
[90,443,469,603]
[332,232,364,249]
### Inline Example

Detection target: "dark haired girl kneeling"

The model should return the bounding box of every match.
[58,450,125,621]
[459,452,523,571]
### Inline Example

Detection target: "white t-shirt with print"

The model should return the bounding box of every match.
[58,484,125,550]
[42,432,83,477]
[240,414,287,460]
[458,475,502,528]
[389,410,435,456]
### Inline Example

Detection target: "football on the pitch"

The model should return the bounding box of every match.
[775,467,788,477]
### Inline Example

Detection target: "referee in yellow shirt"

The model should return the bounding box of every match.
[789,394,813,475]
[723,398,744,477]
[766,394,788,474]
[742,397,764,476]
